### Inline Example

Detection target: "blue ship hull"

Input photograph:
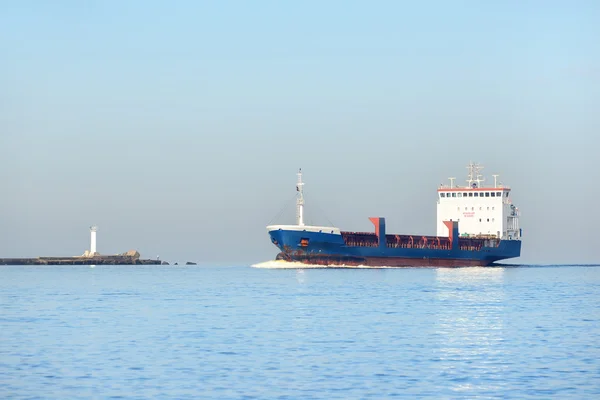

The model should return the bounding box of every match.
[268,218,521,267]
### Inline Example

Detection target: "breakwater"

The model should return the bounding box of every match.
[0,256,162,265]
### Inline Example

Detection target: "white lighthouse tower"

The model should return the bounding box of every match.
[90,225,98,256]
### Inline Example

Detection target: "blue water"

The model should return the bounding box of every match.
[1,265,599,399]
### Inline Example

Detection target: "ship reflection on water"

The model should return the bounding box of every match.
[432,268,508,393]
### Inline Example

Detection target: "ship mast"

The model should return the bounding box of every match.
[466,161,485,188]
[296,168,305,226]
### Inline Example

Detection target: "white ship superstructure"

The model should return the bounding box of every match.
[436,162,521,240]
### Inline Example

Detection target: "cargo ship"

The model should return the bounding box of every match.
[266,163,521,267]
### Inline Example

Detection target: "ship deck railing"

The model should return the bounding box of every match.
[340,231,500,250]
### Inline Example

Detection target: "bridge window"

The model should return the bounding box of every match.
[468,193,473,197]
[452,193,456,198]
[505,192,509,197]
[474,193,479,197]
[485,192,490,197]
[497,192,501,196]
[463,193,467,197]
[491,192,496,197]
[458,193,462,198]
[440,193,445,198]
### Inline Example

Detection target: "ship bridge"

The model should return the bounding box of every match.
[436,162,521,240]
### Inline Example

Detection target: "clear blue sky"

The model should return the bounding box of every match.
[1,0,598,264]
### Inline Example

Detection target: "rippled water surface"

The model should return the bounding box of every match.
[1,265,599,399]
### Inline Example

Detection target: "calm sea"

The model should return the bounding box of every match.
[1,264,599,399]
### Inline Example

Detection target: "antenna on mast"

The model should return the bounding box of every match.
[296,168,305,226]
[466,161,485,188]
[492,174,499,188]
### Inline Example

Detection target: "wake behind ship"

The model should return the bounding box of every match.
[266,163,521,267]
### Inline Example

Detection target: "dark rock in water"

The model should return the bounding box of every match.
[161,261,170,265]
[174,262,178,265]
[186,261,197,265]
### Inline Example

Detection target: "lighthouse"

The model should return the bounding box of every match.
[90,225,98,255]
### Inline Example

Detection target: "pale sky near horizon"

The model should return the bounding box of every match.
[1,1,598,265]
